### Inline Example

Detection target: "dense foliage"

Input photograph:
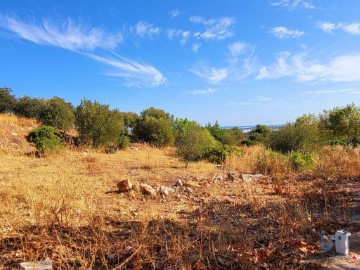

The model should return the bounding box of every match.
[75,99,125,148]
[39,97,75,131]
[133,107,175,147]
[26,126,64,154]
[0,87,16,113]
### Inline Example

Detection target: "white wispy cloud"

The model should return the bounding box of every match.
[227,41,247,57]
[318,21,360,35]
[192,43,201,53]
[317,22,336,34]
[180,31,190,45]
[271,0,315,10]
[191,88,217,95]
[169,9,180,18]
[133,21,161,38]
[270,26,304,38]
[190,16,235,40]
[0,15,122,51]
[190,63,228,83]
[305,88,360,96]
[257,51,360,82]
[86,53,166,87]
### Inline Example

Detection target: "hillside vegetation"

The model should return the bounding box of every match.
[0,113,359,269]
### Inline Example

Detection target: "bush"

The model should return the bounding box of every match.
[176,121,217,165]
[119,128,130,149]
[39,97,75,131]
[205,121,225,142]
[320,103,360,147]
[256,150,290,175]
[133,107,174,147]
[269,116,320,154]
[203,144,239,164]
[75,99,124,148]
[222,127,244,146]
[0,87,16,113]
[248,124,271,145]
[27,126,64,154]
[14,96,46,119]
[289,151,317,172]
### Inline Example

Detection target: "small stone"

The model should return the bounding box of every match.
[174,179,183,187]
[117,179,133,193]
[20,259,52,270]
[140,183,157,197]
[160,186,175,196]
[184,187,193,193]
[241,174,263,182]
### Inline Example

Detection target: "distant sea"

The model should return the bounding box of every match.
[222,125,283,133]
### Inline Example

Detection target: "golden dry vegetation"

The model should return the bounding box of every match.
[0,114,359,269]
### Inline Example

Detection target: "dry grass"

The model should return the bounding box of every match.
[0,114,359,269]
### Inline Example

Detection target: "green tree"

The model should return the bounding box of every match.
[122,112,139,129]
[247,124,271,145]
[39,97,75,131]
[75,99,124,147]
[222,127,244,146]
[176,121,217,166]
[269,115,320,154]
[133,107,174,147]
[205,121,225,142]
[0,87,16,113]
[321,103,360,146]
[14,96,46,119]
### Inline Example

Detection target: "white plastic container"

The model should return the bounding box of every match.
[335,230,351,256]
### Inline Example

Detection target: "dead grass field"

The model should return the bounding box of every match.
[0,114,359,269]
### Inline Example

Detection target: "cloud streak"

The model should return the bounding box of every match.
[270,26,304,38]
[0,15,122,51]
[190,16,235,40]
[318,21,360,35]
[86,53,166,87]
[257,52,360,82]
[133,21,161,38]
[190,64,228,84]
[191,88,217,95]
[271,0,315,10]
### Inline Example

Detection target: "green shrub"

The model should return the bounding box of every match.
[222,127,244,146]
[119,128,130,149]
[27,126,64,154]
[269,116,320,154]
[133,107,175,147]
[289,151,317,172]
[176,122,217,165]
[320,103,360,147]
[0,87,16,113]
[75,99,124,148]
[203,144,239,164]
[205,121,225,142]
[14,96,46,119]
[256,150,290,175]
[39,97,75,131]
[247,124,271,145]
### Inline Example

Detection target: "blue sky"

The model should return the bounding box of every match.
[1,0,360,125]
